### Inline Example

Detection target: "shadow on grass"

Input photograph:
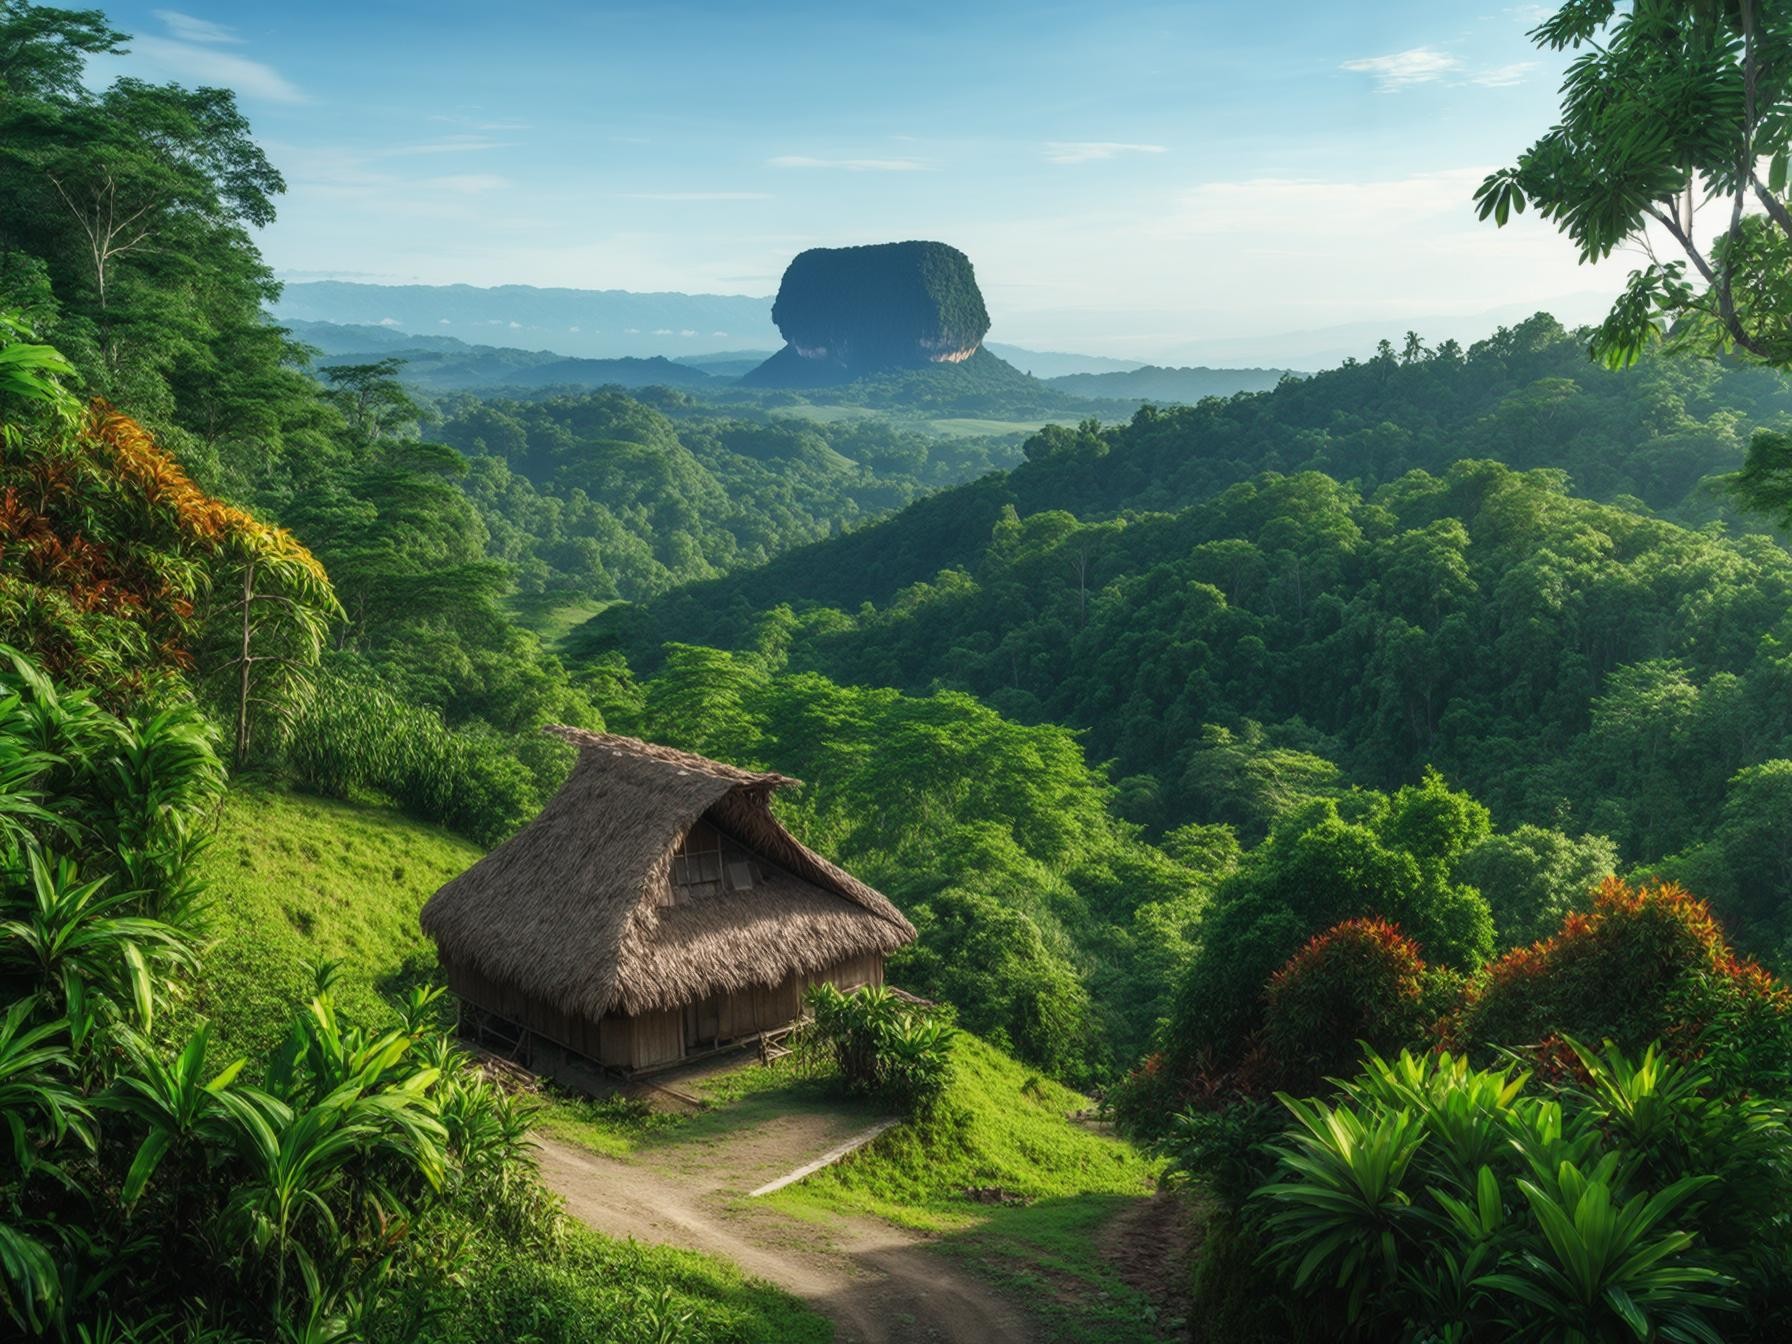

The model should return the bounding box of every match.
[538,1063,884,1160]
[927,1191,1177,1344]
[630,1075,883,1153]
[373,951,443,1006]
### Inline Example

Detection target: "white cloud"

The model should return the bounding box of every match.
[126,35,303,101]
[1470,61,1537,87]
[507,321,522,329]
[767,155,929,172]
[377,317,399,326]
[154,10,243,44]
[1044,141,1167,165]
[620,191,773,201]
[437,319,452,325]
[1341,47,1462,92]
[424,173,509,195]
[124,16,303,102]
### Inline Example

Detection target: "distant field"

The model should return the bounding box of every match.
[770,403,1066,439]
[926,416,1064,437]
[769,403,880,425]
[508,594,616,648]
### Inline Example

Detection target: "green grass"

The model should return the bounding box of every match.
[193,782,482,1059]
[769,403,1055,438]
[426,1221,831,1344]
[770,1033,1167,1343]
[774,1034,1152,1226]
[508,593,616,649]
[768,403,881,426]
[924,416,1059,437]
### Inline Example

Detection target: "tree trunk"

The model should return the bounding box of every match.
[236,558,254,767]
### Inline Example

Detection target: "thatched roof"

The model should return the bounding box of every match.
[420,728,915,1018]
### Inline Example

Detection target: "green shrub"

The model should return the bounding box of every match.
[1262,917,1460,1094]
[284,667,565,846]
[1251,1042,1791,1341]
[1162,781,1495,1091]
[803,984,953,1116]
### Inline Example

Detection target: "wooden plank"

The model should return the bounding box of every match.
[747,1118,902,1197]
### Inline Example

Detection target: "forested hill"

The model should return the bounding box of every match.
[584,314,1792,652]
[575,315,1792,932]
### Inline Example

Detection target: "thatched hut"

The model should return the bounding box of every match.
[420,728,915,1080]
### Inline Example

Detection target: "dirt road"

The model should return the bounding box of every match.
[534,1107,1039,1344]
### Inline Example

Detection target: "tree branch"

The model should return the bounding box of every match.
[1645,204,1768,356]
[1751,177,1792,241]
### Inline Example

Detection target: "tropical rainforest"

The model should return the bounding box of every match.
[7,0,1792,1341]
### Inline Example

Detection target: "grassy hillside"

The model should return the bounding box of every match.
[776,1034,1152,1224]
[193,785,833,1343]
[771,1034,1167,1342]
[193,784,478,1057]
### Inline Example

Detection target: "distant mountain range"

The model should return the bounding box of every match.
[284,321,716,392]
[283,319,1301,405]
[275,280,1620,376]
[273,282,780,359]
[275,282,1150,378]
[985,345,1144,378]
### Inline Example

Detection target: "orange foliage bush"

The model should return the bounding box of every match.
[1459,877,1791,1083]
[0,403,327,692]
[1262,917,1459,1093]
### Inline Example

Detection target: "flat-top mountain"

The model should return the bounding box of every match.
[744,241,994,386]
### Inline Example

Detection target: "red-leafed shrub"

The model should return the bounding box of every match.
[1262,918,1459,1093]
[1459,877,1792,1088]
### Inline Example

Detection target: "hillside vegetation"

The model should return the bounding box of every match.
[195,784,833,1342]
[193,786,480,1058]
[776,1036,1169,1342]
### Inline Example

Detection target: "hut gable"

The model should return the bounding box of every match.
[420,728,914,1020]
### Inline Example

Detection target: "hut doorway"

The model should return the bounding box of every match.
[685,993,721,1049]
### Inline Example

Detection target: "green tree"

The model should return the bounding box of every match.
[1457,824,1619,948]
[1476,0,1792,369]
[0,3,123,101]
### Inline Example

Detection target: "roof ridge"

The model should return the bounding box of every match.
[543,725,800,789]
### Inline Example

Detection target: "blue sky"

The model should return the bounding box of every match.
[87,2,1633,356]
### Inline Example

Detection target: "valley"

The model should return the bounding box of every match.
[6,2,1792,1342]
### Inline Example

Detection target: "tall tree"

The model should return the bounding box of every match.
[0,3,123,101]
[1476,1,1792,369]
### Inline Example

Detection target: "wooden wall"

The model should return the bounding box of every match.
[447,951,887,1078]
[629,1008,684,1069]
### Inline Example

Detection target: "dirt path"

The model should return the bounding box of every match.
[1095,1189,1195,1338]
[534,1112,1039,1344]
